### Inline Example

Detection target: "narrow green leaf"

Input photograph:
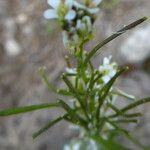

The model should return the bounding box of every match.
[107,120,148,150]
[109,97,150,118]
[107,103,142,119]
[39,67,57,92]
[123,113,142,118]
[111,89,136,100]
[62,74,89,119]
[58,99,88,128]
[57,89,72,96]
[57,99,79,117]
[32,113,68,139]
[122,97,150,112]
[106,120,129,135]
[84,17,147,65]
[0,102,60,116]
[112,119,138,124]
[107,102,121,114]
[108,112,142,119]
[112,125,148,150]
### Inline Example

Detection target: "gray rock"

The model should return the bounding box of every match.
[120,24,150,63]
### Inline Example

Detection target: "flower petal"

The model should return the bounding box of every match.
[102,76,110,83]
[73,1,86,9]
[65,0,73,8]
[47,0,60,9]
[43,9,58,19]
[103,57,110,65]
[87,7,99,14]
[65,10,76,21]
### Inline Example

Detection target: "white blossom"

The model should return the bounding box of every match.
[99,56,117,84]
[73,0,102,14]
[66,67,77,74]
[44,0,76,21]
[76,16,92,32]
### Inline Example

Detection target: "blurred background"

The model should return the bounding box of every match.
[0,0,150,149]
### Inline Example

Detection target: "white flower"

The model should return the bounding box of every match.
[66,67,77,74]
[73,0,102,14]
[76,16,92,32]
[99,56,117,84]
[44,0,76,21]
[63,142,81,150]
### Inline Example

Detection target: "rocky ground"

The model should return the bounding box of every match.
[0,0,150,150]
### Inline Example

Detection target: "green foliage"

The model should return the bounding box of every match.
[0,102,60,116]
[0,14,149,150]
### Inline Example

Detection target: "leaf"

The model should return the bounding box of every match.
[109,97,150,118]
[84,17,147,65]
[112,119,138,124]
[0,102,60,116]
[39,67,57,92]
[107,120,148,150]
[58,99,88,129]
[57,89,72,96]
[92,135,131,150]
[111,89,136,100]
[121,97,150,112]
[62,74,89,119]
[32,113,68,139]
[107,103,142,119]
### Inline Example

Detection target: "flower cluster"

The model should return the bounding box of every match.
[44,0,102,52]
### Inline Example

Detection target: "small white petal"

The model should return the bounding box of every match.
[102,76,110,83]
[72,142,81,150]
[43,9,58,19]
[65,0,73,8]
[73,1,86,9]
[66,67,77,74]
[87,8,99,14]
[109,69,116,77]
[47,0,60,9]
[65,10,76,21]
[103,57,110,65]
[93,0,102,6]
[63,145,70,150]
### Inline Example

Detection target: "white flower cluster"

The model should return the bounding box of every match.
[65,56,117,90]
[44,0,102,50]
[99,56,117,84]
[66,56,118,106]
